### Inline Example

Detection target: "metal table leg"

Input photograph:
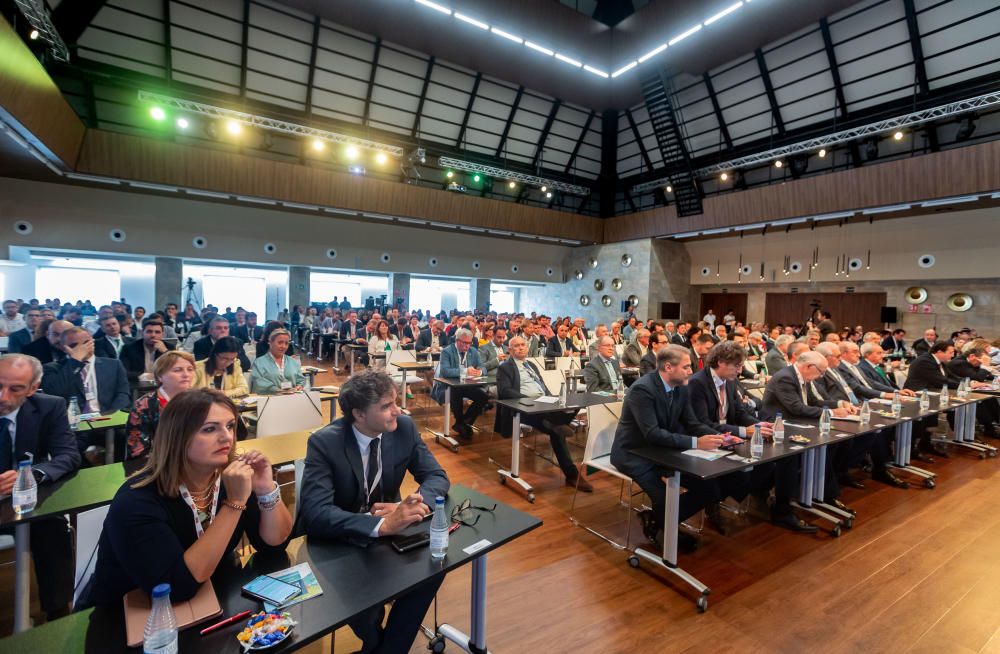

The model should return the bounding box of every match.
[790,448,843,535]
[332,339,342,373]
[429,387,460,452]
[104,427,115,464]
[14,522,30,633]
[935,402,993,455]
[497,412,534,502]
[349,349,356,377]
[888,421,935,485]
[437,555,491,654]
[628,471,710,611]
[399,369,410,415]
[811,445,854,525]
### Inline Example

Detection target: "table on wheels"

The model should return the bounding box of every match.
[428,376,492,452]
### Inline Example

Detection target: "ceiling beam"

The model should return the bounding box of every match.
[362,37,382,127]
[495,85,524,159]
[239,0,250,99]
[50,0,108,46]
[162,0,172,83]
[624,108,653,172]
[564,109,595,174]
[703,73,733,150]
[819,17,848,119]
[455,72,482,148]
[902,0,930,97]
[755,48,785,136]
[304,16,320,115]
[411,56,435,139]
[531,99,562,168]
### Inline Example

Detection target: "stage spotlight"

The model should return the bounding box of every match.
[546,192,553,199]
[226,120,241,135]
[720,172,728,181]
[774,160,783,168]
[956,116,976,141]
[508,181,516,189]
[818,148,826,158]
[29,30,38,40]
[312,139,325,152]
[540,185,547,193]
[446,171,454,178]
[473,174,481,183]
[375,152,388,165]
[893,130,904,141]
[345,145,359,160]
[176,117,189,129]
[150,107,166,121]
[665,185,672,193]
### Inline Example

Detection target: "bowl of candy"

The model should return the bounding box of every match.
[238,611,296,650]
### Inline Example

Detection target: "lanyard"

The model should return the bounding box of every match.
[459,351,467,368]
[178,477,221,539]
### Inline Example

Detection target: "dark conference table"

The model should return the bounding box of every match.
[0,485,541,653]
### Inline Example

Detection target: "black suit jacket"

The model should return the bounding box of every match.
[338,320,366,343]
[41,356,131,416]
[881,336,906,354]
[8,393,81,481]
[493,358,558,438]
[296,416,449,546]
[671,333,688,347]
[947,356,992,383]
[609,372,715,479]
[193,336,251,372]
[639,350,658,376]
[119,339,177,382]
[688,369,757,434]
[836,362,885,399]
[912,338,935,356]
[546,335,578,356]
[21,338,63,365]
[7,328,33,354]
[232,324,263,344]
[759,365,836,420]
[903,353,961,391]
[415,328,450,352]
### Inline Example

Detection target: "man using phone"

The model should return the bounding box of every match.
[298,370,450,654]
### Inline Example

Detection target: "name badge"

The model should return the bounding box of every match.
[280,381,292,390]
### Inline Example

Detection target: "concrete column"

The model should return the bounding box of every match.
[288,266,311,311]
[472,278,492,312]
[154,257,183,312]
[390,273,411,311]
[648,239,698,321]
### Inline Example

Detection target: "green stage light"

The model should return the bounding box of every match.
[473,174,481,183]
[150,107,166,121]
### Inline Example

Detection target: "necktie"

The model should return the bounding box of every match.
[698,357,704,370]
[716,384,726,421]
[365,437,382,509]
[876,365,888,380]
[850,364,872,388]
[0,418,12,472]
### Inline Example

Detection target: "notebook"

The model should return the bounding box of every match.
[124,580,222,647]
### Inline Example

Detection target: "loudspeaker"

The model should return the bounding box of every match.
[620,300,630,313]
[880,306,898,324]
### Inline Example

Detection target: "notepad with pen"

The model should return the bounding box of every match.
[124,580,222,647]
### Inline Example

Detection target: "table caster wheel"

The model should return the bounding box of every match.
[925,479,936,489]
[844,518,854,529]
[628,555,640,568]
[499,475,506,485]
[990,451,998,458]
[697,596,708,613]
[451,445,459,453]
[830,525,841,537]
[980,453,988,459]
[527,492,536,503]
[428,635,446,653]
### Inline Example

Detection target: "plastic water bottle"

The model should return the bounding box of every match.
[143,583,178,654]
[962,378,971,398]
[891,391,901,417]
[919,389,930,412]
[67,396,81,428]
[559,381,567,406]
[939,385,949,409]
[819,407,832,434]
[12,457,37,516]
[860,400,871,424]
[429,496,449,561]
[750,426,764,459]
[772,413,784,444]
[613,378,624,399]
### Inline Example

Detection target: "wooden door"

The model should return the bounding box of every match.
[700,293,747,325]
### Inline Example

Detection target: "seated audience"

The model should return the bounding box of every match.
[431,328,487,440]
[416,320,449,353]
[479,326,508,373]
[0,299,26,335]
[640,332,670,375]
[250,329,304,394]
[256,320,296,358]
[7,306,41,354]
[120,320,176,382]
[547,322,580,357]
[621,329,650,367]
[126,350,196,459]
[367,320,401,359]
[87,389,291,606]
[22,319,72,365]
[194,317,252,372]
[689,333,715,372]
[297,371,449,654]
[194,336,250,399]
[583,336,624,392]
[765,334,794,375]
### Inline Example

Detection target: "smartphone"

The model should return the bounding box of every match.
[391,531,430,553]
[242,575,302,605]
[518,400,535,407]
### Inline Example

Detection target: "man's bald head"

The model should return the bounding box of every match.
[47,320,73,346]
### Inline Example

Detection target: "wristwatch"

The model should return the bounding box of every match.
[32,469,46,484]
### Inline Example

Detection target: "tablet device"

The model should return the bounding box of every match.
[241,575,302,606]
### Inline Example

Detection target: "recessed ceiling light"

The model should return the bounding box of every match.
[454,12,488,29]
[414,0,451,15]
[637,43,668,63]
[668,23,702,46]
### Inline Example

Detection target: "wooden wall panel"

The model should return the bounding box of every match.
[763,292,886,330]
[0,17,86,167]
[699,293,747,325]
[75,129,604,243]
[604,140,1000,243]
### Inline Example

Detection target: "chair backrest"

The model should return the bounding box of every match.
[256,391,324,437]
[584,402,624,463]
[74,504,111,606]
[743,359,758,375]
[527,356,547,372]
[539,369,565,396]
[614,344,625,359]
[386,348,417,373]
[553,356,578,372]
[293,457,305,519]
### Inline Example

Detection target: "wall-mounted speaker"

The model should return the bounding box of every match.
[880,306,898,323]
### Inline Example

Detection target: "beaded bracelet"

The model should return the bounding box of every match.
[256,482,282,512]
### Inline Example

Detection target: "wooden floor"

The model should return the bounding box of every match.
[5,353,1000,653]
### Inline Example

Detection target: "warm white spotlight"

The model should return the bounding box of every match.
[893,130,904,141]
[226,120,241,135]
[508,181,516,189]
[774,160,783,168]
[345,145,359,160]
[546,192,553,199]
[540,185,547,193]
[665,185,673,193]
[818,148,827,158]
[29,29,39,40]
[312,139,325,152]
[720,172,728,181]
[446,171,454,178]
[375,152,388,165]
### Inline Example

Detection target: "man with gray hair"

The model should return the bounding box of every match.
[587,324,609,358]
[193,315,251,371]
[765,334,795,375]
[0,354,81,620]
[583,336,623,392]
[430,328,487,440]
[622,328,650,367]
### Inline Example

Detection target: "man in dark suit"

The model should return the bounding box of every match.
[93,313,133,359]
[192,317,251,371]
[689,333,714,373]
[7,307,41,354]
[430,329,487,440]
[339,310,367,345]
[670,322,690,347]
[479,327,508,374]
[119,320,176,382]
[583,336,623,392]
[817,311,837,340]
[22,319,72,365]
[546,322,579,357]
[232,311,263,345]
[494,336,591,490]
[609,345,730,550]
[0,354,81,620]
[903,342,962,393]
[622,329,650,368]
[881,328,907,358]
[415,320,449,353]
[639,332,668,376]
[297,370,449,654]
[946,346,998,437]
[764,335,793,375]
[911,328,937,356]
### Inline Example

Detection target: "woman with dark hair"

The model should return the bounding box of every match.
[256,320,297,358]
[194,336,249,399]
[86,389,291,605]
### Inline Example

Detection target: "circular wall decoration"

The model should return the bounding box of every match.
[601,295,612,307]
[511,264,519,273]
[789,261,802,273]
[573,270,584,280]
[848,257,863,271]
[621,254,632,267]
[380,253,391,263]
[740,264,753,276]
[472,261,481,270]
[428,257,439,267]
[611,278,623,290]
[580,295,590,306]
[588,257,598,268]
[905,287,928,304]
[326,248,337,259]
[701,267,711,277]
[264,243,277,254]
[947,293,973,312]
[917,254,936,268]
[546,268,555,277]
[192,236,207,249]
[109,228,126,242]
[593,279,604,291]
[627,294,640,308]
[13,220,32,235]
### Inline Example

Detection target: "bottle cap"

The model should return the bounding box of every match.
[152,583,171,599]
[17,459,31,469]
[435,496,445,505]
